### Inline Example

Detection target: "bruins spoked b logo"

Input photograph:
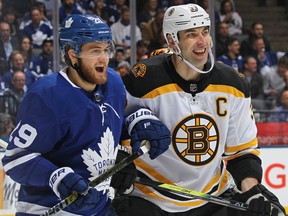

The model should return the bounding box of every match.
[172,114,219,166]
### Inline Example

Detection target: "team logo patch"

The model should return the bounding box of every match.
[131,63,147,77]
[172,114,219,166]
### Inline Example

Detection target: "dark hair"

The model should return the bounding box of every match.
[220,0,234,14]
[227,37,239,46]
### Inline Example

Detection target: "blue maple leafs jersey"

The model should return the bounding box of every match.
[2,67,126,215]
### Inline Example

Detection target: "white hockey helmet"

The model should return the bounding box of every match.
[163,4,214,74]
[163,3,210,44]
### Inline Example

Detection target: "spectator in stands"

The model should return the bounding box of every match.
[2,51,35,89]
[59,0,84,24]
[90,0,110,25]
[126,39,149,64]
[218,0,243,36]
[116,60,130,77]
[34,1,52,23]
[107,0,128,24]
[135,39,149,62]
[0,113,14,143]
[109,46,127,70]
[30,37,53,79]
[262,55,288,109]
[217,37,243,72]
[0,21,19,62]
[252,37,284,73]
[2,7,19,37]
[215,22,230,58]
[269,90,288,122]
[137,0,158,28]
[19,35,33,69]
[0,21,19,75]
[19,7,53,56]
[242,56,265,110]
[141,8,166,53]
[110,5,142,49]
[240,22,271,57]
[0,70,26,118]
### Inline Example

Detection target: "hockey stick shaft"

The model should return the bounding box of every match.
[0,139,8,149]
[41,141,150,216]
[135,177,248,211]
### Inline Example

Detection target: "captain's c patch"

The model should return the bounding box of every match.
[172,114,219,166]
[131,63,146,77]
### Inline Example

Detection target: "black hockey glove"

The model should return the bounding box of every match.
[125,108,171,160]
[110,150,137,196]
[230,184,286,216]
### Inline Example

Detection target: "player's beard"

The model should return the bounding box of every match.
[78,59,108,85]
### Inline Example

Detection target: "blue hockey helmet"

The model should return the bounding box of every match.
[59,14,112,57]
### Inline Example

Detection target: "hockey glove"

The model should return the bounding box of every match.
[49,167,100,211]
[231,184,286,216]
[131,119,171,159]
[110,150,137,195]
[125,108,171,160]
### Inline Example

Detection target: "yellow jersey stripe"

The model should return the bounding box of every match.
[226,138,258,153]
[205,85,245,98]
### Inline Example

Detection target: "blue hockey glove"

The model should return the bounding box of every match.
[231,184,286,216]
[110,150,137,195]
[49,167,100,211]
[131,119,171,160]
[130,119,170,159]
[125,108,171,160]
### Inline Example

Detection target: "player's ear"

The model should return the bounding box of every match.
[67,49,77,64]
[167,34,175,47]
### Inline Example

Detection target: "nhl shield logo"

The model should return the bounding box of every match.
[190,84,197,92]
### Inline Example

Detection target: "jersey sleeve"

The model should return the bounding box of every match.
[2,91,64,187]
[223,79,262,187]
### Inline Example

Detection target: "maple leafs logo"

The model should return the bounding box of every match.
[81,127,117,193]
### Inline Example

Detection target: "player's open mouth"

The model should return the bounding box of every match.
[95,66,104,72]
[193,49,206,54]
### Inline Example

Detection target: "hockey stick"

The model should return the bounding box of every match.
[0,139,8,149]
[135,177,248,211]
[41,140,150,216]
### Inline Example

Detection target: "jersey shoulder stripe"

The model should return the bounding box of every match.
[210,62,250,98]
[124,56,250,99]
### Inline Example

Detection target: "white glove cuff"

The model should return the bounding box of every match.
[49,167,74,198]
[125,108,159,135]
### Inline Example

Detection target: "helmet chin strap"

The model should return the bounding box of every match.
[173,43,215,74]
[65,55,90,82]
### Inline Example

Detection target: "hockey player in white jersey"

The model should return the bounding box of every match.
[112,3,286,216]
[1,14,171,216]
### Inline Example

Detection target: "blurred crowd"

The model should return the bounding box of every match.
[1,0,288,141]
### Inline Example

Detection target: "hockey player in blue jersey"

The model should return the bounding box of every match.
[1,14,170,216]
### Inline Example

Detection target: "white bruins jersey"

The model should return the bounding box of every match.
[123,54,260,213]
